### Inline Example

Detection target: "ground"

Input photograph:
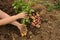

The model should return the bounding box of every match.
[0,0,60,40]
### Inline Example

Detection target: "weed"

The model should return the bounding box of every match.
[54,0,60,10]
[44,0,60,11]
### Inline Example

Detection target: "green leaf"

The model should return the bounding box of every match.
[21,19,26,24]
[30,9,34,13]
[25,18,30,23]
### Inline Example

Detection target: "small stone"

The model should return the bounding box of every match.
[48,26,52,29]
[30,36,33,39]
[29,31,32,35]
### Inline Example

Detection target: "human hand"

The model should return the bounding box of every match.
[17,12,27,18]
[17,24,28,36]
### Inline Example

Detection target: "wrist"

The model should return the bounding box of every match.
[16,14,22,19]
[15,14,21,19]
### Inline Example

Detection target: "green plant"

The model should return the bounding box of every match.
[44,0,60,11]
[44,1,55,11]
[12,0,34,25]
[54,0,60,10]
[47,4,54,11]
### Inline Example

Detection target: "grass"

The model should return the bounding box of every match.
[44,0,60,11]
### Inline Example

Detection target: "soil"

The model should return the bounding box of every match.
[0,0,60,40]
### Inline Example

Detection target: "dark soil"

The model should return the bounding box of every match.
[0,0,60,40]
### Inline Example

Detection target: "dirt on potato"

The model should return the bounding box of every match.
[0,0,60,40]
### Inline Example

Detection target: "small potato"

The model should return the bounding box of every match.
[36,24,40,28]
[21,32,27,37]
[31,22,35,26]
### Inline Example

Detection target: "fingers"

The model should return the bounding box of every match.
[25,14,28,16]
[20,25,28,37]
[23,12,28,18]
[25,14,28,18]
[17,12,28,18]
[21,12,27,14]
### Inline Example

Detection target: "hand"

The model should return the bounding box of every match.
[17,12,27,18]
[17,24,28,36]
